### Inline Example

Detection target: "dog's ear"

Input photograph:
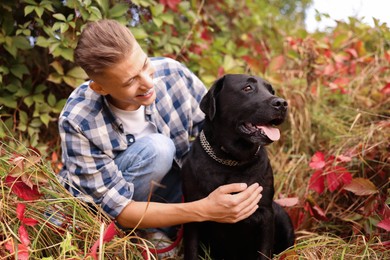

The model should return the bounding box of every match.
[200,75,225,120]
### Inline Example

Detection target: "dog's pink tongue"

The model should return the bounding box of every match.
[257,126,280,141]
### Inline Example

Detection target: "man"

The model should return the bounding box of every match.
[58,19,262,241]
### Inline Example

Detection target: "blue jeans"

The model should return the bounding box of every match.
[114,133,182,238]
[114,133,179,202]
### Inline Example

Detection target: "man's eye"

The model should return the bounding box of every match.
[124,79,135,87]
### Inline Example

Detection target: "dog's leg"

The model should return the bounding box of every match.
[184,222,200,260]
[272,202,295,255]
[256,208,275,260]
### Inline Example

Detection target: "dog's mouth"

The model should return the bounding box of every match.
[239,118,284,142]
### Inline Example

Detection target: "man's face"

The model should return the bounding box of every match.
[89,43,156,111]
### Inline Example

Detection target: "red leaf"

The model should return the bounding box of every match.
[18,225,30,246]
[159,0,181,11]
[268,55,285,72]
[377,218,390,232]
[322,64,335,75]
[385,50,390,63]
[4,241,29,260]
[5,175,42,201]
[304,201,329,221]
[309,152,326,169]
[17,203,26,221]
[88,221,118,259]
[326,166,352,192]
[346,48,358,58]
[309,170,325,194]
[337,154,352,162]
[16,244,29,260]
[343,178,378,196]
[326,171,340,192]
[103,221,118,242]
[339,170,353,186]
[380,83,390,95]
[333,77,350,87]
[23,218,39,227]
[217,67,225,78]
[200,28,212,42]
[5,239,14,253]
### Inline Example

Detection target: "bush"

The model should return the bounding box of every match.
[1,0,389,259]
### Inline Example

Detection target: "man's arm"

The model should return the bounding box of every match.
[116,183,262,228]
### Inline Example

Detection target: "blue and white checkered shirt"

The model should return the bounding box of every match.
[58,57,207,218]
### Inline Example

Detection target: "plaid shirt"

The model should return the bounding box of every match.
[58,57,207,218]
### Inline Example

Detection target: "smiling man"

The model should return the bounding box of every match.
[58,19,262,244]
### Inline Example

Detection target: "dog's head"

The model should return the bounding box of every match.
[200,74,288,146]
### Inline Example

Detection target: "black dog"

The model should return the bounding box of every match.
[181,74,295,260]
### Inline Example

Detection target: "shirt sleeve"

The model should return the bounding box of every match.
[59,117,133,219]
[186,67,207,139]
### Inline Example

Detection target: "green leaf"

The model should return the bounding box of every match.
[30,118,42,128]
[96,0,109,14]
[10,64,29,79]
[24,5,35,16]
[132,0,153,7]
[60,232,78,253]
[152,17,163,28]
[35,84,47,94]
[150,4,164,16]
[15,87,30,98]
[4,44,17,58]
[40,113,51,127]
[66,66,87,79]
[89,6,103,21]
[53,13,66,21]
[48,93,56,107]
[34,6,44,18]
[36,36,51,48]
[47,73,63,84]
[161,13,174,25]
[56,48,74,61]
[131,27,148,40]
[24,96,34,107]
[32,93,45,103]
[108,3,129,18]
[0,97,17,109]
[60,23,69,33]
[5,84,19,93]
[63,76,76,87]
[18,110,28,131]
[54,99,67,113]
[50,61,64,75]
[13,36,32,50]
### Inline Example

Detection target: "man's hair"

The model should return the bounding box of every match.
[74,19,136,76]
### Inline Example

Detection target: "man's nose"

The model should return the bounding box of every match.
[139,68,155,88]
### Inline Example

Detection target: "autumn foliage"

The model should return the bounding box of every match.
[1,0,389,259]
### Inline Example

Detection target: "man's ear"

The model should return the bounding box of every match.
[200,75,225,121]
[89,81,109,95]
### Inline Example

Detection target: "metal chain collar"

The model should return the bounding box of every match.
[199,130,261,167]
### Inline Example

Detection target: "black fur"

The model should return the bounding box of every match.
[182,74,295,260]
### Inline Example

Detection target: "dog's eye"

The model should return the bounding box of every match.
[242,85,253,92]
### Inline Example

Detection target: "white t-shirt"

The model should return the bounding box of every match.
[108,104,156,140]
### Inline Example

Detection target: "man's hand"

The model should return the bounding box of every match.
[116,183,262,229]
[197,183,263,223]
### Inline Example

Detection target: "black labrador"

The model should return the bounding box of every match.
[181,74,295,260]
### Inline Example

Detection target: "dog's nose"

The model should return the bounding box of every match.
[271,97,288,111]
